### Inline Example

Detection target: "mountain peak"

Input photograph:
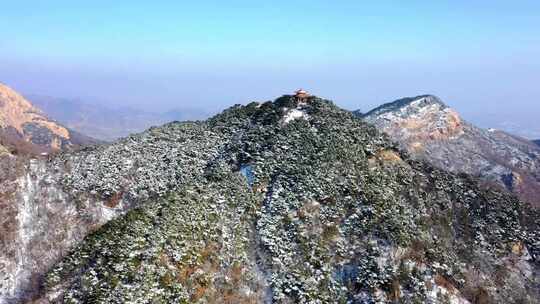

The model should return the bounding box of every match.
[364,94,448,117]
[0,83,97,154]
[362,95,462,143]
[361,94,540,207]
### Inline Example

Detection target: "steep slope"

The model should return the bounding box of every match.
[28,95,209,141]
[1,95,539,304]
[0,121,224,303]
[0,83,98,154]
[361,95,540,207]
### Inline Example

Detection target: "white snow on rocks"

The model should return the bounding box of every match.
[283,108,309,124]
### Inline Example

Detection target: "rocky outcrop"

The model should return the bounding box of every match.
[0,144,9,156]
[361,95,540,207]
[0,157,125,303]
[1,95,539,303]
[0,83,98,155]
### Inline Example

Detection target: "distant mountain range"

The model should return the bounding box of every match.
[27,95,210,141]
[0,83,98,155]
[534,139,540,146]
[360,95,540,207]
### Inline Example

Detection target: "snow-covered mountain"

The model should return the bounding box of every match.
[361,95,540,207]
[1,94,538,303]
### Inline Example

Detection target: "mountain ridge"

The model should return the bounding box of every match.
[363,95,448,117]
[1,94,538,303]
[27,94,210,141]
[0,83,98,155]
[361,95,540,207]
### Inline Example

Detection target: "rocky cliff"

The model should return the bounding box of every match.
[1,95,538,303]
[0,83,97,155]
[361,95,540,208]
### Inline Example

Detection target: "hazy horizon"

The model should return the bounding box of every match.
[1,1,539,138]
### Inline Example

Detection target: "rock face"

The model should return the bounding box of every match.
[0,144,9,156]
[361,95,540,207]
[1,95,539,304]
[0,83,97,155]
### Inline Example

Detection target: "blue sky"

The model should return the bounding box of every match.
[1,1,539,136]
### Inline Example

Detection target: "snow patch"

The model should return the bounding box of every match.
[283,108,309,124]
[101,201,124,222]
[426,281,470,304]
[409,98,425,108]
[1,160,41,302]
